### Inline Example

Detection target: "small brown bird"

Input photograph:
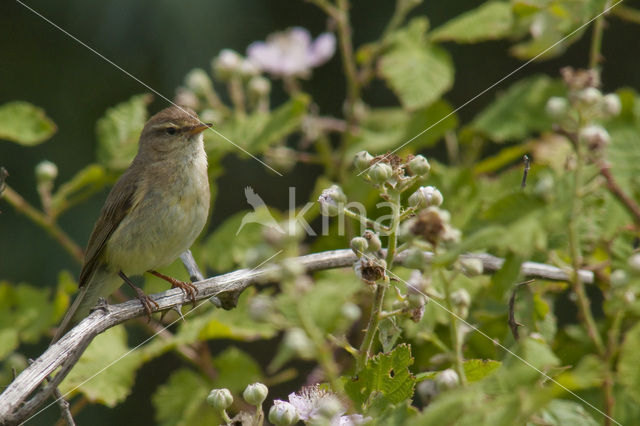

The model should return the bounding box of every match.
[52,106,211,343]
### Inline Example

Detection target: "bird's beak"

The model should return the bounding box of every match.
[188,122,213,135]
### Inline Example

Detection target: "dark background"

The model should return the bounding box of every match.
[1,1,640,424]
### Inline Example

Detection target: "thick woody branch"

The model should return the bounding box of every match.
[0,249,593,424]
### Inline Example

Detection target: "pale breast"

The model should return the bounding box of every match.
[105,142,210,275]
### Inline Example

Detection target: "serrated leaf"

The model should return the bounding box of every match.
[463,359,501,382]
[152,368,218,426]
[618,322,640,404]
[431,2,514,43]
[379,19,454,110]
[96,94,152,169]
[471,75,565,142]
[211,347,263,393]
[59,326,143,406]
[345,344,415,408]
[0,101,56,145]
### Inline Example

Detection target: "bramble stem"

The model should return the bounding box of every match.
[343,208,390,234]
[589,0,612,69]
[439,269,467,385]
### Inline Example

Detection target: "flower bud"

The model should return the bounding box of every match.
[206,388,233,411]
[185,68,213,95]
[436,368,460,390]
[602,93,621,117]
[578,87,602,105]
[628,253,640,273]
[362,230,382,252]
[243,382,268,406]
[451,288,471,308]
[213,49,243,79]
[284,328,315,358]
[459,258,483,277]
[403,247,426,270]
[239,59,260,78]
[624,290,636,304]
[248,295,275,322]
[269,400,299,426]
[407,155,431,176]
[545,96,568,119]
[409,186,443,209]
[367,162,393,185]
[610,269,628,288]
[341,302,361,322]
[35,160,58,183]
[354,151,374,171]
[318,185,346,216]
[579,125,610,149]
[249,76,271,97]
[350,237,368,256]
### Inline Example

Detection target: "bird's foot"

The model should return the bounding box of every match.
[132,286,160,322]
[149,270,198,306]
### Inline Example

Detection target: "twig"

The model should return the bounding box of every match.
[0,249,594,423]
[520,155,530,189]
[508,280,535,341]
[599,161,640,224]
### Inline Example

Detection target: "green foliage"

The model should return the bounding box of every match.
[618,322,640,404]
[380,18,454,110]
[96,94,152,170]
[345,344,416,408]
[0,101,56,145]
[431,2,514,43]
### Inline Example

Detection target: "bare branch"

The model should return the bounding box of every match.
[0,249,593,424]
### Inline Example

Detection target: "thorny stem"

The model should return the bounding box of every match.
[439,269,467,386]
[356,191,400,371]
[567,131,605,355]
[589,0,612,69]
[2,185,83,263]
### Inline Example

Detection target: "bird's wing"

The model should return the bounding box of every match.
[78,169,138,288]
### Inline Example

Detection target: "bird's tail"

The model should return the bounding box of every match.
[51,268,120,344]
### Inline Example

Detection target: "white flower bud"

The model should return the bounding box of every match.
[239,59,260,77]
[610,269,628,288]
[602,93,621,117]
[350,237,368,256]
[243,382,268,406]
[269,400,299,426]
[409,186,443,209]
[367,162,393,185]
[451,288,471,308]
[576,87,602,107]
[436,369,460,390]
[35,160,58,183]
[624,290,636,304]
[341,302,361,321]
[284,328,315,358]
[213,49,243,79]
[318,185,346,216]
[545,96,568,119]
[249,76,271,96]
[628,253,640,273]
[408,155,431,176]
[206,388,233,411]
[579,125,610,148]
[354,151,374,171]
[248,295,274,322]
[459,258,483,277]
[185,68,212,94]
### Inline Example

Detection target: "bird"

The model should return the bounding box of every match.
[51,105,211,343]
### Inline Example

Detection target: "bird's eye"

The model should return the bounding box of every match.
[165,127,177,135]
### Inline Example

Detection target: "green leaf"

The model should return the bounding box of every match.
[618,322,640,404]
[471,75,565,142]
[345,343,416,408]
[537,399,599,426]
[59,326,143,406]
[211,347,263,393]
[380,18,454,110]
[152,368,218,426]
[463,359,501,382]
[491,252,523,298]
[0,101,56,145]
[96,94,152,170]
[51,164,111,215]
[247,93,309,152]
[431,2,514,43]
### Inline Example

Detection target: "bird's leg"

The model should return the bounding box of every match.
[149,270,198,306]
[119,271,159,321]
